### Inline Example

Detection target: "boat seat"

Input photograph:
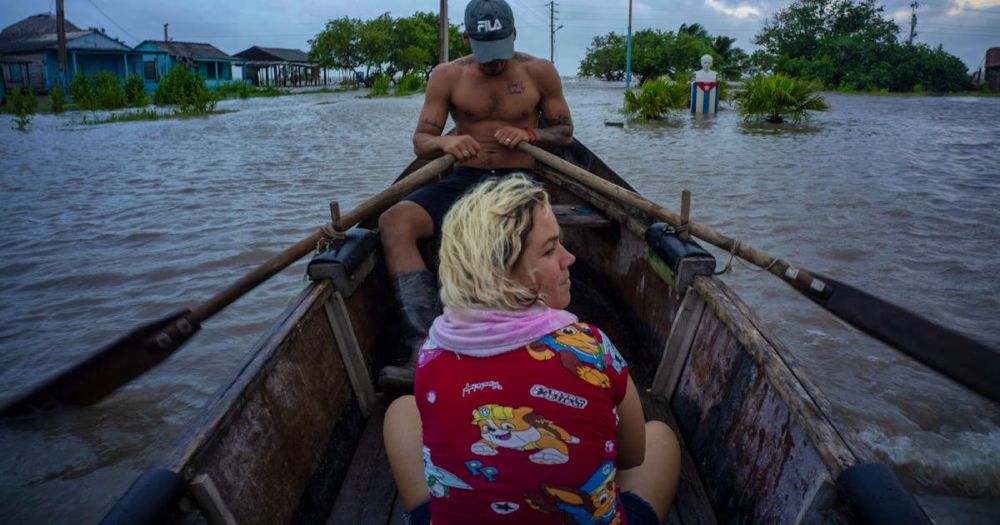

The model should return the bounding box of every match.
[308,228,380,296]
[552,204,613,228]
[645,223,716,294]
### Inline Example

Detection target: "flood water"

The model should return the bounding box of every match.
[1,79,998,522]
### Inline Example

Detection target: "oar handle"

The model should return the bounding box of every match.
[191,154,456,322]
[518,142,829,298]
[518,142,1000,403]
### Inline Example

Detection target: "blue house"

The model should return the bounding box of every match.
[135,40,240,90]
[0,13,140,94]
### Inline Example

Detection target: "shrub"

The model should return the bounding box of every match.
[256,84,286,97]
[7,87,37,132]
[69,74,96,109]
[125,74,146,106]
[154,65,217,112]
[50,83,66,113]
[396,72,425,94]
[370,73,390,96]
[623,77,688,119]
[214,81,252,99]
[737,73,828,124]
[94,71,127,109]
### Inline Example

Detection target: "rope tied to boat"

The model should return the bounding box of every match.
[716,239,741,275]
[315,223,346,254]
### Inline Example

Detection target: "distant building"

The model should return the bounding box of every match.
[135,40,240,89]
[233,46,328,87]
[987,47,1000,92]
[0,13,140,95]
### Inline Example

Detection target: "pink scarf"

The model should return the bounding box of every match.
[428,306,578,357]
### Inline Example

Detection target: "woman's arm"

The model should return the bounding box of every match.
[615,375,646,470]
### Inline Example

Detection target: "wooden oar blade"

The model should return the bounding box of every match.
[809,274,1000,404]
[0,310,200,421]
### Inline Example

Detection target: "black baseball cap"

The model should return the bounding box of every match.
[465,0,515,63]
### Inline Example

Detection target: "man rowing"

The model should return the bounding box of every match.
[378,0,574,388]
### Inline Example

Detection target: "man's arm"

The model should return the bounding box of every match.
[413,64,482,160]
[534,60,573,146]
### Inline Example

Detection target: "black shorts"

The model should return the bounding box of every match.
[403,166,533,232]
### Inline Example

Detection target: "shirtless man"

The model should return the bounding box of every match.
[378,0,573,388]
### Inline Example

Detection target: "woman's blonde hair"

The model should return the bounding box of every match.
[438,174,549,310]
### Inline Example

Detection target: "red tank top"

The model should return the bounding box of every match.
[414,322,630,524]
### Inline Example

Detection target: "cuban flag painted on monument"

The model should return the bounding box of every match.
[691,81,719,114]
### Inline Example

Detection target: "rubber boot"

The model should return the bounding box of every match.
[378,270,441,389]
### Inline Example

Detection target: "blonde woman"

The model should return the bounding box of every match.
[384,175,680,525]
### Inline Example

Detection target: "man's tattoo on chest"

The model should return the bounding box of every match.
[506,80,525,94]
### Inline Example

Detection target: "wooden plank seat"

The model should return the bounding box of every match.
[551,203,613,228]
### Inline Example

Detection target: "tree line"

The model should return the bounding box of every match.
[580,0,972,92]
[580,23,747,83]
[309,12,469,85]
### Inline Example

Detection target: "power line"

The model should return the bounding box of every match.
[84,0,140,43]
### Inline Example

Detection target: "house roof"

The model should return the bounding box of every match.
[140,40,236,61]
[233,46,312,63]
[0,14,130,54]
[1,13,82,38]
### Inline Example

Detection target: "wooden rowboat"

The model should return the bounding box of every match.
[102,141,929,524]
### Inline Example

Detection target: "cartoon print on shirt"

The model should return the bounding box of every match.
[529,323,618,388]
[423,446,473,498]
[470,404,580,465]
[524,460,621,525]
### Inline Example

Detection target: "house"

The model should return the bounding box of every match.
[135,40,241,89]
[233,46,328,87]
[0,13,141,94]
[987,47,1000,92]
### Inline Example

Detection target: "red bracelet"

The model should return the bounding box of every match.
[526,127,537,144]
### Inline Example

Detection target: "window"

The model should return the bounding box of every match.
[9,65,23,82]
[143,61,157,81]
[203,62,217,80]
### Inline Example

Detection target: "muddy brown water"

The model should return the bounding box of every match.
[1,79,997,522]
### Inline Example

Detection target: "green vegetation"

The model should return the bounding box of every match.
[95,71,128,109]
[81,107,233,125]
[154,64,217,112]
[213,80,253,99]
[310,11,468,86]
[50,84,66,113]
[369,73,391,96]
[6,87,37,132]
[67,72,136,110]
[737,74,829,123]
[581,23,747,83]
[623,76,690,119]
[753,0,971,92]
[125,74,145,106]
[396,72,426,94]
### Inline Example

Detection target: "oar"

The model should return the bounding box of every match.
[519,142,1000,404]
[0,154,456,421]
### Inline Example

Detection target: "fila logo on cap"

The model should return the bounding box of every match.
[477,19,503,32]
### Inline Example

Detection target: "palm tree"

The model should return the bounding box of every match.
[737,74,829,123]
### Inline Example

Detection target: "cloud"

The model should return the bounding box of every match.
[947,0,1000,15]
[703,0,762,19]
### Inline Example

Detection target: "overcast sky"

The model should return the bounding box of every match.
[2,0,997,75]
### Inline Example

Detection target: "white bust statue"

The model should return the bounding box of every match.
[694,54,717,82]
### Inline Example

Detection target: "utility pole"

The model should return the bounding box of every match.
[625,0,633,91]
[547,1,563,64]
[907,1,919,45]
[164,23,169,41]
[56,0,68,90]
[439,0,449,63]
